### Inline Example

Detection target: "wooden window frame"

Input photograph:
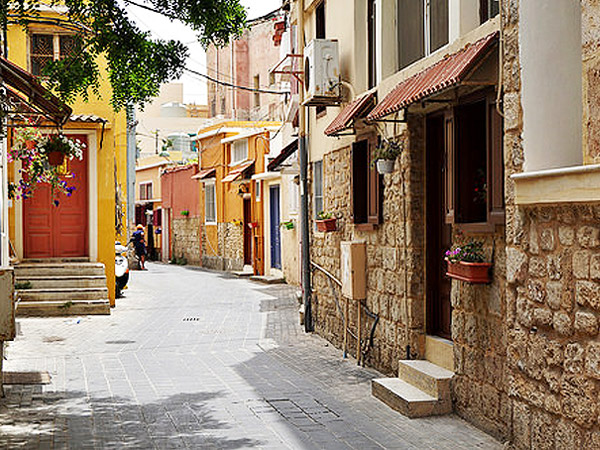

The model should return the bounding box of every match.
[351,137,381,228]
[313,160,324,219]
[445,91,504,233]
[29,31,78,76]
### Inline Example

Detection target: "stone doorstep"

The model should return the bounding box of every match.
[372,378,451,418]
[397,360,454,399]
[16,275,107,289]
[249,275,286,284]
[14,265,106,277]
[16,299,111,317]
[17,288,109,302]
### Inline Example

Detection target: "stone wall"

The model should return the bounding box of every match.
[171,217,202,265]
[309,117,426,376]
[201,223,244,271]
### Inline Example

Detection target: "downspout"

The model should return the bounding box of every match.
[298,0,313,332]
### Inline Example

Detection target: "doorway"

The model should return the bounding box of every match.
[243,198,252,266]
[425,115,453,339]
[23,134,89,259]
[269,185,281,270]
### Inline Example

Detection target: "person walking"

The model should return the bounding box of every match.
[130,224,147,270]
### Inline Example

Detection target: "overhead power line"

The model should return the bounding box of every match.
[184,68,289,96]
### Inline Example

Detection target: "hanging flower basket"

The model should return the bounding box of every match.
[25,140,36,150]
[446,259,492,284]
[376,159,395,174]
[48,151,65,167]
[316,218,337,232]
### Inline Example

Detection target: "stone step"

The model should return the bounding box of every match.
[16,300,110,317]
[372,378,451,418]
[17,288,109,302]
[250,275,286,284]
[397,360,454,399]
[16,276,107,289]
[15,263,105,277]
[22,258,90,264]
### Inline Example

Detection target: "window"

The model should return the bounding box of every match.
[480,0,500,24]
[368,0,377,89]
[397,0,448,70]
[315,1,327,116]
[205,182,217,223]
[313,160,323,218]
[352,139,380,225]
[139,182,153,201]
[445,93,504,227]
[231,140,248,165]
[254,75,260,108]
[30,33,78,76]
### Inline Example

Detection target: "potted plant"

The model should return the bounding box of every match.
[445,240,492,284]
[316,211,336,232]
[280,220,295,230]
[180,210,190,217]
[38,134,85,167]
[370,138,403,174]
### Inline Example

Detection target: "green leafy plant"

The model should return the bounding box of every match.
[38,134,85,160]
[370,138,403,167]
[180,210,190,216]
[280,220,295,230]
[14,281,32,290]
[445,240,486,263]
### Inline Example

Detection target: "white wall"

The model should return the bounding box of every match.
[449,0,480,44]
[519,0,582,171]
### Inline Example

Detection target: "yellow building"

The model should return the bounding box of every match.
[193,121,280,274]
[7,10,128,310]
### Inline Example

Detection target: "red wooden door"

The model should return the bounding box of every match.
[23,134,89,258]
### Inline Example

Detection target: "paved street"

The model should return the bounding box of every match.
[1,263,501,449]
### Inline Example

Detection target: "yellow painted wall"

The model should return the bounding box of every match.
[7,14,128,305]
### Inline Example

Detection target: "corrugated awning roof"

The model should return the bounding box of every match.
[267,138,298,171]
[367,32,498,121]
[69,114,108,124]
[191,168,216,180]
[324,92,376,136]
[0,56,72,125]
[222,161,254,183]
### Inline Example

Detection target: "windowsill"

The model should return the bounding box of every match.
[205,222,217,226]
[230,159,249,167]
[512,164,600,205]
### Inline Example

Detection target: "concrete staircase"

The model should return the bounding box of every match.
[372,360,454,418]
[14,260,111,317]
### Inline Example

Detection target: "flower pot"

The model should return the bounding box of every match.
[25,140,36,150]
[376,159,395,174]
[316,218,336,232]
[48,151,65,167]
[446,259,492,284]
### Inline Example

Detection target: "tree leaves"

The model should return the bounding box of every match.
[5,0,247,110]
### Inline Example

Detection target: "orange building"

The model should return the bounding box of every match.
[193,121,281,274]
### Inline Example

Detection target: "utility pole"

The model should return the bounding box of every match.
[298,0,313,332]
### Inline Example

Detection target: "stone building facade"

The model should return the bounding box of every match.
[171,217,202,265]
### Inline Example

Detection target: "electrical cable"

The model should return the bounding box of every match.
[184,67,289,95]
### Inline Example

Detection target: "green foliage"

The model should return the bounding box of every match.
[14,281,32,290]
[317,211,333,220]
[370,138,403,167]
[445,240,486,263]
[5,0,247,110]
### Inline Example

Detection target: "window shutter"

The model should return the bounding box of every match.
[153,209,162,227]
[351,141,368,224]
[367,139,381,224]
[398,0,425,69]
[444,114,455,224]
[489,100,505,224]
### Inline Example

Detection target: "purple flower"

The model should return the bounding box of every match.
[53,200,60,207]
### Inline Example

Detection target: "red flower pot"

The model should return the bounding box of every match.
[48,151,65,167]
[25,140,36,150]
[316,218,336,232]
[446,259,492,284]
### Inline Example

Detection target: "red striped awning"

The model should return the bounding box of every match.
[192,168,216,180]
[367,32,498,121]
[324,92,376,136]
[222,161,254,183]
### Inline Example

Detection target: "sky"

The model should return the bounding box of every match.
[124,0,283,105]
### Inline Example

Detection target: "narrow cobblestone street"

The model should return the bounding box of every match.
[1,264,501,449]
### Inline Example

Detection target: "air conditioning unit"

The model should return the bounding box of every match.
[303,39,340,106]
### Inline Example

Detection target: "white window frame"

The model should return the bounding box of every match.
[230,139,248,166]
[204,181,217,224]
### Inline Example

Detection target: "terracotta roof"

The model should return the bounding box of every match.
[192,168,216,180]
[162,164,195,175]
[69,114,108,124]
[222,161,254,183]
[267,138,298,171]
[367,33,498,121]
[324,92,376,136]
[0,56,72,124]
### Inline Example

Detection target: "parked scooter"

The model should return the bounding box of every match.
[115,242,130,298]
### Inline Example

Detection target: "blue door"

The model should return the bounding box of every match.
[269,185,282,270]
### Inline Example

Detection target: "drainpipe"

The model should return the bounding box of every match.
[126,105,137,236]
[298,0,313,332]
